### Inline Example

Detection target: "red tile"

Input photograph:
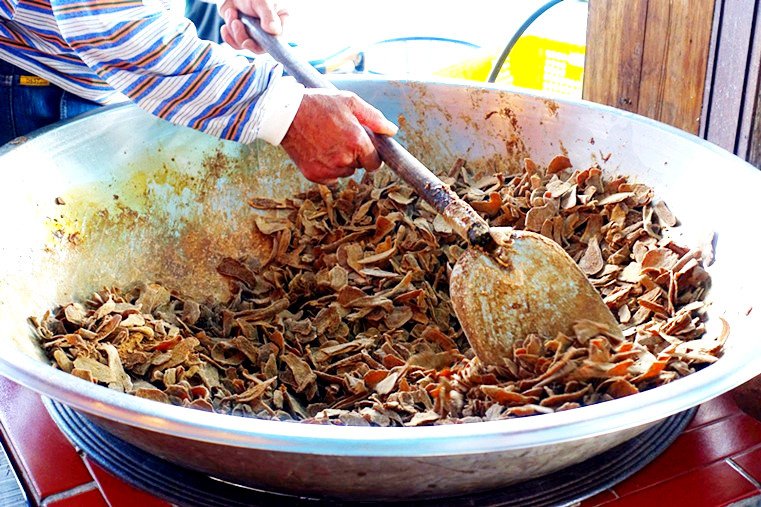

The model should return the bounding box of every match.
[732,445,761,484]
[45,486,108,507]
[608,460,758,507]
[84,457,171,507]
[0,377,93,503]
[579,488,618,506]
[615,413,761,496]
[687,393,741,431]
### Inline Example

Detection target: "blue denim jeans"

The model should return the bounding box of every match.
[0,60,102,146]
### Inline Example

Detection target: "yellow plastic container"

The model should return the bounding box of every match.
[434,35,585,98]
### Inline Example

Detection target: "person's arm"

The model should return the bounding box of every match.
[50,0,299,146]
[215,0,399,184]
[49,0,397,184]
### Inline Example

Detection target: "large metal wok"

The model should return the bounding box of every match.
[0,78,759,501]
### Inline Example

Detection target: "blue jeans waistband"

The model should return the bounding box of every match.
[0,59,52,86]
[0,57,100,145]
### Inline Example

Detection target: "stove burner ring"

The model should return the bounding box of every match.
[45,399,694,507]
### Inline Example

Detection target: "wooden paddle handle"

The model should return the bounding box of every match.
[240,16,493,248]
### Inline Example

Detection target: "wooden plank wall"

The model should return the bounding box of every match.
[585,0,761,168]
[701,0,761,162]
[584,0,715,136]
[583,1,650,114]
[751,90,761,166]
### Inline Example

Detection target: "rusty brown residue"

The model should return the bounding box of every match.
[395,84,530,178]
[40,143,304,302]
[558,140,569,158]
[9,136,29,146]
[543,99,560,117]
[482,106,530,164]
[441,199,492,247]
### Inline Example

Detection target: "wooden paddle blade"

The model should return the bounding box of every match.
[450,228,622,366]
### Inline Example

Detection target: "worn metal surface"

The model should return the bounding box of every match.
[0,78,759,500]
[450,229,621,366]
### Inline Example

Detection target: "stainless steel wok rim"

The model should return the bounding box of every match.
[1,77,760,458]
[0,102,117,156]
[0,344,756,457]
[335,74,761,176]
[5,74,758,178]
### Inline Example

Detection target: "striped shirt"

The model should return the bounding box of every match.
[0,0,304,144]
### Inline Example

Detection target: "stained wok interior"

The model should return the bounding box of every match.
[0,78,759,461]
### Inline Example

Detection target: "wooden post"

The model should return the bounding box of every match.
[583,0,649,114]
[583,0,716,135]
[702,0,761,160]
[749,85,761,166]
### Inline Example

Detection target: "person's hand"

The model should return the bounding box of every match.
[281,90,399,184]
[219,0,288,53]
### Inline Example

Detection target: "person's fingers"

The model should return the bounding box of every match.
[254,0,282,35]
[242,40,265,53]
[230,19,248,45]
[219,0,240,27]
[274,8,290,39]
[277,8,290,24]
[335,166,357,178]
[344,93,398,136]
[303,147,359,181]
[325,145,359,170]
[353,130,382,172]
[219,0,234,22]
[223,19,262,53]
[220,0,289,52]
[358,150,382,172]
[220,25,233,46]
[301,162,353,184]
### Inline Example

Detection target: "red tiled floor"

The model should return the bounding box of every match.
[605,460,758,507]
[686,392,740,431]
[45,486,109,507]
[84,457,171,507]
[732,445,761,485]
[0,378,93,503]
[0,373,759,506]
[615,413,761,496]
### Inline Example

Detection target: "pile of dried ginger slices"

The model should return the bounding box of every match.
[33,155,727,426]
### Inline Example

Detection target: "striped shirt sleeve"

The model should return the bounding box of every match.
[48,0,303,144]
